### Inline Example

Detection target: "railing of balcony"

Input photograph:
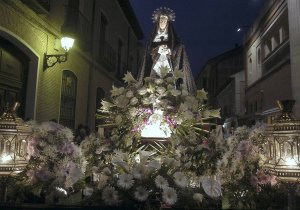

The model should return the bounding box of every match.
[98,41,117,72]
[262,39,290,75]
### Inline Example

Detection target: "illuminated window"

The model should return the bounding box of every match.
[59,70,77,128]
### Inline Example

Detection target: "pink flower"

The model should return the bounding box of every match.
[59,140,76,155]
[27,138,39,157]
[202,139,209,146]
[250,174,258,187]
[270,175,277,186]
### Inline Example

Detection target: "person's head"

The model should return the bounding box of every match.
[152,7,175,28]
[159,15,169,30]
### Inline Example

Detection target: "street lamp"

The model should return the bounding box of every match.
[265,100,300,210]
[0,102,32,201]
[43,36,75,70]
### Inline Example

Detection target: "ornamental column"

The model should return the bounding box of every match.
[287,0,300,118]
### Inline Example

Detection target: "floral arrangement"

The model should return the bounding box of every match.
[1,70,288,209]
[76,71,228,208]
[218,124,282,209]
[6,121,84,203]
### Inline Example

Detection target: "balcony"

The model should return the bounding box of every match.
[63,8,92,51]
[262,39,290,75]
[98,41,117,72]
[77,11,92,50]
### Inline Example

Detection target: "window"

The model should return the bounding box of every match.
[117,38,123,76]
[254,101,258,112]
[264,39,272,58]
[202,78,207,90]
[59,70,77,129]
[247,57,252,84]
[280,24,289,43]
[257,48,261,65]
[271,31,280,51]
[136,49,140,77]
[129,55,133,72]
[99,13,108,54]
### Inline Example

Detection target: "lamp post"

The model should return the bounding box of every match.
[43,36,75,70]
[265,100,300,210]
[0,102,32,201]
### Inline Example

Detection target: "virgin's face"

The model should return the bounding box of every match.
[159,15,168,30]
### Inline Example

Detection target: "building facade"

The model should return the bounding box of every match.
[244,0,300,123]
[0,0,143,130]
[196,46,244,123]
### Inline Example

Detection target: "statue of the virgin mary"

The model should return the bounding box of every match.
[138,7,197,94]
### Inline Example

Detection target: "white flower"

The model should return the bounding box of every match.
[173,172,188,188]
[163,157,179,167]
[123,72,137,83]
[173,69,184,79]
[134,186,149,202]
[167,84,174,90]
[148,160,161,170]
[130,97,138,105]
[101,101,114,112]
[115,115,122,125]
[102,186,119,206]
[83,187,93,197]
[102,167,111,175]
[138,87,147,95]
[166,77,175,84]
[156,87,166,95]
[115,95,129,108]
[139,150,153,163]
[129,107,137,116]
[142,97,151,105]
[196,89,208,100]
[132,164,147,180]
[117,173,134,189]
[111,86,125,97]
[111,135,119,141]
[182,110,194,120]
[97,174,109,189]
[112,158,129,172]
[193,193,203,203]
[155,175,169,189]
[162,187,177,205]
[185,96,198,110]
[181,89,189,97]
[126,90,134,98]
[202,176,222,198]
[114,150,128,160]
[155,78,163,84]
[170,89,181,96]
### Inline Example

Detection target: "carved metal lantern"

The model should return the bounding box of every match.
[0,102,31,176]
[265,100,300,182]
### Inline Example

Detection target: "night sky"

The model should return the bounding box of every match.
[129,0,265,76]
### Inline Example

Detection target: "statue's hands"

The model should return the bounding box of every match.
[158,45,170,55]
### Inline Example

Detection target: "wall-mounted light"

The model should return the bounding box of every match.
[43,36,75,70]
